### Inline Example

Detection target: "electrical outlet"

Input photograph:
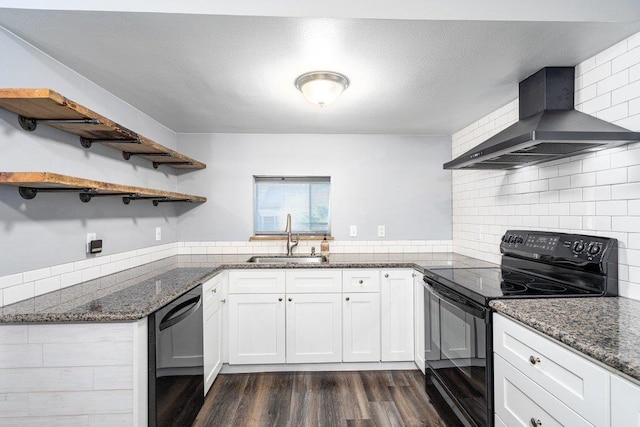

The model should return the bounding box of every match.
[349,225,358,237]
[155,227,161,241]
[378,225,385,237]
[86,233,96,253]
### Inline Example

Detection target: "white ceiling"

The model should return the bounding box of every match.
[1,3,640,135]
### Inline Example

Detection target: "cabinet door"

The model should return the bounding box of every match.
[343,293,380,362]
[228,293,285,364]
[203,300,223,395]
[413,272,425,373]
[381,269,414,361]
[611,374,640,427]
[494,354,592,427]
[286,293,342,363]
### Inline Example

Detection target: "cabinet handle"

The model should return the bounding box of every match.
[384,274,389,278]
[530,418,542,426]
[288,298,292,302]
[345,297,350,301]
[358,280,363,284]
[212,288,217,293]
[278,297,283,302]
[529,356,541,365]
[412,272,416,278]
[221,299,226,303]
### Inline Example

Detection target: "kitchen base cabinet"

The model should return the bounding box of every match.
[343,292,380,362]
[228,293,286,365]
[286,293,342,363]
[611,374,640,426]
[381,269,414,362]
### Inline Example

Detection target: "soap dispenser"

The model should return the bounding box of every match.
[320,234,330,257]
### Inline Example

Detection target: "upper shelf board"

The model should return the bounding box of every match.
[0,88,206,171]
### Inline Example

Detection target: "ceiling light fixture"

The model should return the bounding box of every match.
[294,71,350,107]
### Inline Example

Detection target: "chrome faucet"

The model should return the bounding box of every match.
[285,213,299,256]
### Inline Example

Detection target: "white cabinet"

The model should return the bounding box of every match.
[343,292,381,362]
[228,293,286,364]
[286,269,342,293]
[203,273,226,394]
[611,374,640,426]
[286,293,342,363]
[494,314,625,427]
[413,271,425,373]
[229,269,285,294]
[381,269,414,361]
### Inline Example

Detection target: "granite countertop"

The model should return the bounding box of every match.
[490,298,640,383]
[0,252,496,323]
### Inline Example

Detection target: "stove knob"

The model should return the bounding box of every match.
[502,235,508,242]
[588,244,601,255]
[573,241,585,253]
[516,236,524,244]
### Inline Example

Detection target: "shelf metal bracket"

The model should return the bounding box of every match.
[152,161,194,169]
[18,186,91,200]
[151,198,192,206]
[78,191,137,203]
[122,195,165,205]
[19,116,100,132]
[122,152,170,161]
[80,137,141,149]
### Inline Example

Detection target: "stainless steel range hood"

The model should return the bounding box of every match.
[444,67,640,170]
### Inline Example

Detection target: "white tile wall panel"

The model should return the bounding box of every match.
[582,92,612,114]
[612,217,640,232]
[583,62,612,87]
[583,155,611,172]
[4,282,34,306]
[611,146,640,168]
[27,323,132,344]
[575,84,597,104]
[0,344,43,368]
[93,366,133,390]
[89,413,133,426]
[583,216,612,231]
[612,182,640,199]
[0,393,29,418]
[597,70,629,94]
[596,168,628,185]
[0,325,27,344]
[571,172,596,188]
[34,276,61,297]
[0,273,23,290]
[597,102,629,122]
[612,45,640,73]
[42,342,132,367]
[0,368,94,393]
[22,268,51,283]
[596,40,629,66]
[612,79,640,104]
[28,390,133,416]
[597,200,628,215]
[0,415,90,426]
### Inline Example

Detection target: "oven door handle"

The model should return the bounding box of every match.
[159,295,202,331]
[425,279,487,319]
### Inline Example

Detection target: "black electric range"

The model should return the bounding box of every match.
[422,230,618,427]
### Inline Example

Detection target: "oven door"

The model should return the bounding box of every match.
[424,279,492,427]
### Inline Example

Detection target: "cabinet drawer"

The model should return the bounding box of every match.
[342,269,380,293]
[494,354,593,427]
[229,270,285,294]
[203,273,225,311]
[285,269,342,293]
[493,314,608,426]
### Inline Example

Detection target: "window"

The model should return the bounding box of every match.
[254,176,330,236]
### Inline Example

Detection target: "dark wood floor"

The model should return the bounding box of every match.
[193,370,449,426]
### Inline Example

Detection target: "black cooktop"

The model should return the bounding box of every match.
[424,230,618,306]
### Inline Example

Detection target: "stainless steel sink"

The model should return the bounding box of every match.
[246,255,328,264]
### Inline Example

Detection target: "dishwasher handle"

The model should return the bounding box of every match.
[159,295,202,331]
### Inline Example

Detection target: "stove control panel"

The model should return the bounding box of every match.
[500,230,617,273]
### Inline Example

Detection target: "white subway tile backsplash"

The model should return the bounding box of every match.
[582,62,612,87]
[596,168,628,185]
[596,70,629,95]
[612,182,640,199]
[4,282,34,306]
[582,155,611,172]
[34,276,61,297]
[612,216,640,232]
[597,200,628,216]
[0,273,23,290]
[22,268,51,283]
[597,102,629,122]
[612,45,640,73]
[612,79,640,104]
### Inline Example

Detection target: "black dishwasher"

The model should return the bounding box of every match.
[148,285,204,427]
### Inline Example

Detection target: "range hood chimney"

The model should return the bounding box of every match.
[444,67,640,170]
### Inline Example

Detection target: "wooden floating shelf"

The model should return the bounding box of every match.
[0,172,207,206]
[0,88,206,171]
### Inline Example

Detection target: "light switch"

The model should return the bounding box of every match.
[349,225,357,237]
[378,225,386,237]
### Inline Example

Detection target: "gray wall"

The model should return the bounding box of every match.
[177,133,452,241]
[0,28,180,276]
